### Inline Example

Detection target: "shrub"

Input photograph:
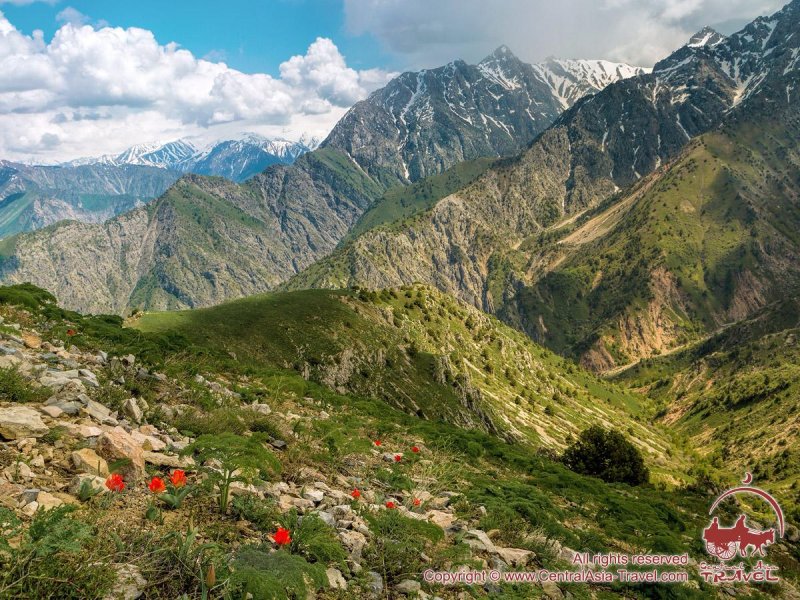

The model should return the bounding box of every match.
[231,495,280,531]
[363,510,443,585]
[0,366,49,403]
[231,546,327,599]
[282,511,347,567]
[562,426,649,485]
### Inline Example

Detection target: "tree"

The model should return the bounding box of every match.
[562,426,649,485]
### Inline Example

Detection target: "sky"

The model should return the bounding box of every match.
[0,0,788,163]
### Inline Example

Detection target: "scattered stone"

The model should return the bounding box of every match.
[247,403,271,415]
[465,529,496,552]
[40,405,63,418]
[541,581,564,599]
[122,398,143,423]
[396,580,421,595]
[495,547,533,567]
[71,448,109,476]
[121,355,136,367]
[21,500,38,516]
[22,333,42,349]
[427,510,455,529]
[0,406,49,439]
[68,474,107,496]
[367,572,383,597]
[82,400,117,425]
[35,491,63,511]
[303,489,324,504]
[326,567,347,590]
[339,530,367,561]
[103,564,146,600]
[142,451,194,469]
[96,427,146,480]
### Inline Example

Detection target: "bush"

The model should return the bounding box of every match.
[562,426,649,485]
[231,546,327,599]
[0,366,49,403]
[282,511,347,567]
[363,510,443,585]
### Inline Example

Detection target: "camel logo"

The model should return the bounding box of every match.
[699,473,783,585]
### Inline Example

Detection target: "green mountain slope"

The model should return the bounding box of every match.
[132,285,684,480]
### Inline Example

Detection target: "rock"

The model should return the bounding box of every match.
[0,355,21,369]
[542,581,564,599]
[71,448,109,476]
[36,491,63,511]
[428,495,452,509]
[4,461,34,481]
[44,398,81,415]
[326,568,347,590]
[39,405,63,418]
[465,529,496,552]
[427,510,455,529]
[396,580,421,595]
[248,403,271,415]
[81,400,117,425]
[270,439,287,450]
[68,474,107,497]
[29,455,44,468]
[17,488,39,504]
[303,489,324,504]
[21,500,38,516]
[64,423,104,438]
[122,398,143,423]
[22,333,42,349]
[316,511,336,527]
[96,427,146,480]
[130,431,166,451]
[103,564,146,600]
[121,355,136,367]
[0,406,49,439]
[367,572,384,597]
[495,547,533,567]
[339,530,368,561]
[142,451,194,469]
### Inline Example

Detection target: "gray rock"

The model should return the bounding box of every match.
[122,398,143,423]
[0,406,49,439]
[396,579,421,595]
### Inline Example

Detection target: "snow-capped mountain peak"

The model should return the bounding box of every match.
[688,26,727,48]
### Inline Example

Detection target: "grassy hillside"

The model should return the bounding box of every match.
[133,285,687,481]
[5,282,785,598]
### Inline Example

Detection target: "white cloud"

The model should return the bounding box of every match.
[0,11,395,162]
[344,0,786,69]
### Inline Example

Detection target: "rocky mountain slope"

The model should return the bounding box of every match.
[287,0,800,370]
[0,164,180,239]
[2,283,779,599]
[0,49,644,314]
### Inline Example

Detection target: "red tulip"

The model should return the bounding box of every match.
[413,498,421,507]
[374,440,381,446]
[274,527,292,546]
[351,489,361,500]
[105,473,125,492]
[411,446,420,453]
[385,501,396,509]
[148,476,166,493]
[394,454,402,462]
[169,469,187,488]
[66,329,76,336]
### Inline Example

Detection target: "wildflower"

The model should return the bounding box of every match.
[394,454,402,462]
[274,527,292,546]
[385,501,396,509]
[66,329,76,336]
[105,473,124,492]
[205,563,216,587]
[148,476,166,493]
[169,469,187,488]
[411,445,420,453]
[413,498,421,507]
[374,440,381,446]
[351,489,361,500]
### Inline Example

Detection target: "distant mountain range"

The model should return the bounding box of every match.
[0,134,317,239]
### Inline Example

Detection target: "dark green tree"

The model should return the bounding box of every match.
[562,426,649,485]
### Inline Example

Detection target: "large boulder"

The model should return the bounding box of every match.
[0,406,49,439]
[96,426,146,480]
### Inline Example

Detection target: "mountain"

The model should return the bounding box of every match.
[0,48,645,314]
[687,26,727,48]
[0,163,179,239]
[285,0,800,369]
[67,134,316,182]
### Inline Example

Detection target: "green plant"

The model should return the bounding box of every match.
[0,365,49,403]
[182,433,280,513]
[230,545,328,599]
[282,511,347,567]
[77,478,103,502]
[363,509,443,585]
[562,425,649,485]
[231,495,280,531]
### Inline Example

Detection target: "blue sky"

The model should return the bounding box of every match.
[0,0,393,75]
[0,0,785,162]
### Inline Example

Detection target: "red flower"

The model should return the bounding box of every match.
[373,440,381,446]
[66,329,76,336]
[411,446,420,453]
[274,527,292,546]
[169,470,187,488]
[105,473,125,492]
[413,498,421,507]
[351,489,361,500]
[385,501,396,509]
[394,454,402,462]
[148,476,166,493]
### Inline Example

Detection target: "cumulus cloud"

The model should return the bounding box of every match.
[344,0,786,69]
[0,11,394,162]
